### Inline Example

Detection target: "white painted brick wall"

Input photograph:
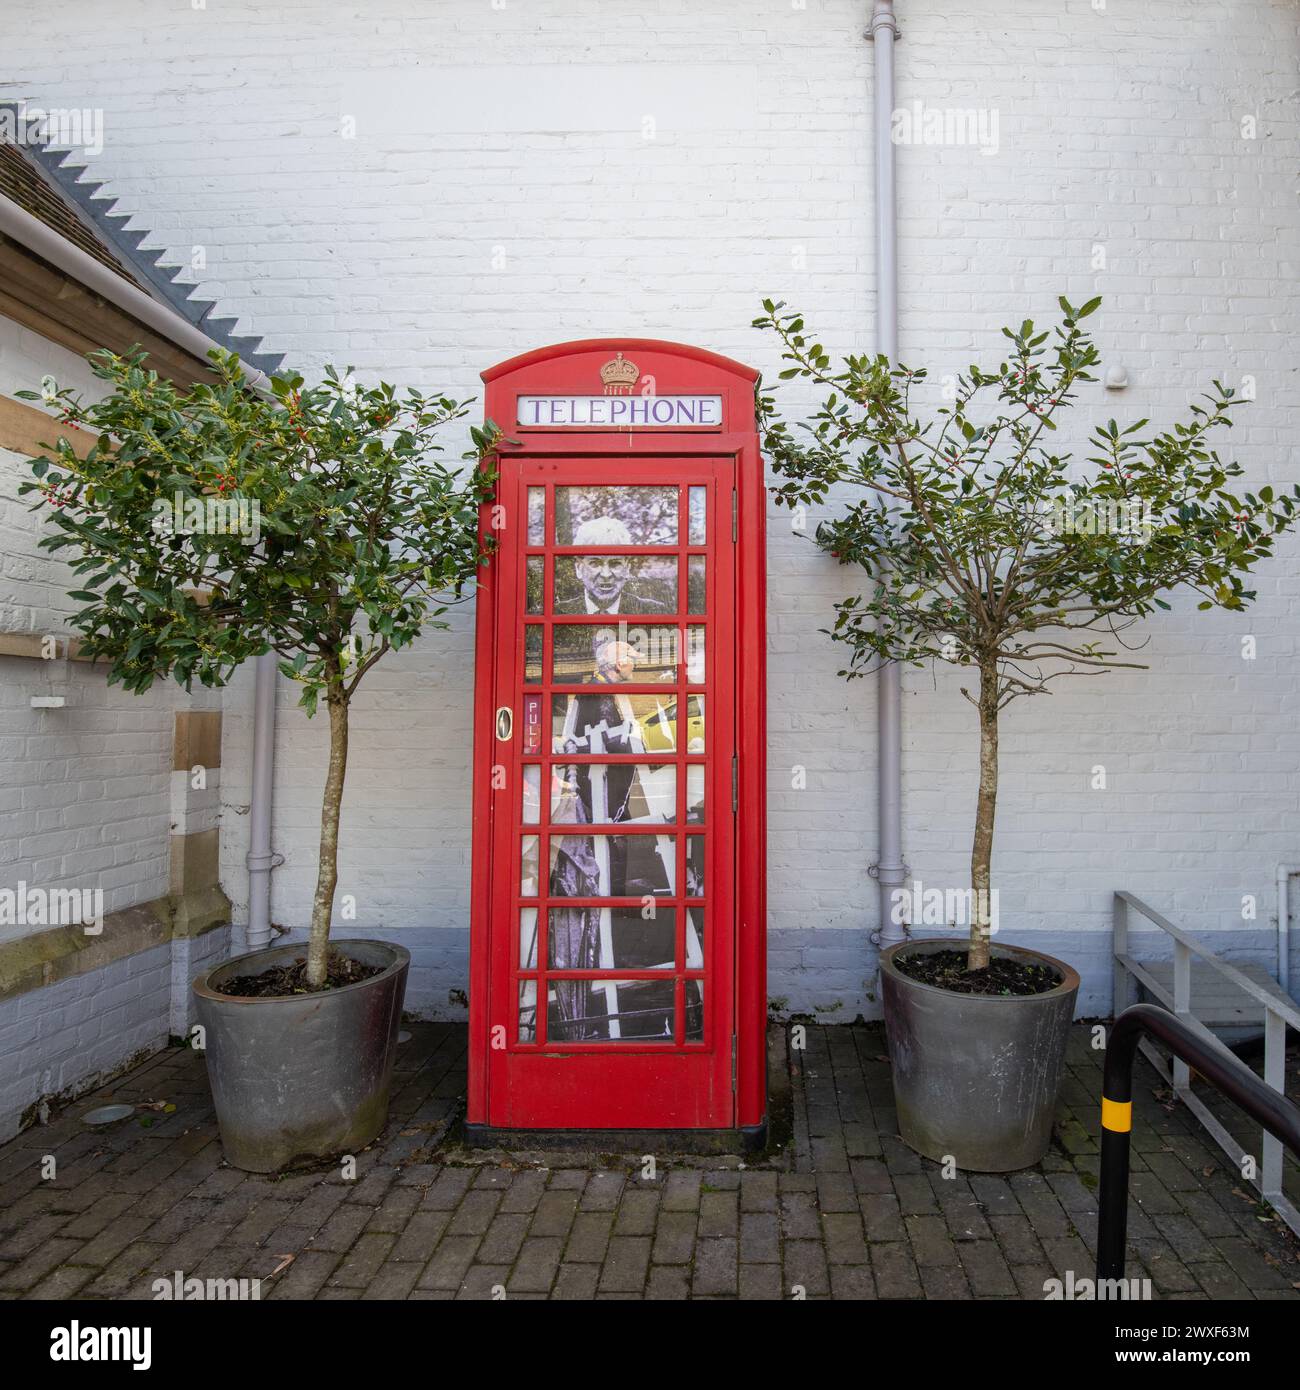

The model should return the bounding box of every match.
[0,924,232,1140]
[169,925,230,1038]
[0,942,169,1140]
[0,324,187,942]
[0,655,174,942]
[3,0,1298,1017]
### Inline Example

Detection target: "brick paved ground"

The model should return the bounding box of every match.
[0,1023,1296,1300]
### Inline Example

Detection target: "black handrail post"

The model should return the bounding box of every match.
[1096,1002,1300,1283]
[1097,1009,1143,1280]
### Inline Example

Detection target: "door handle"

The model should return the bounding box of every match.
[495,706,513,741]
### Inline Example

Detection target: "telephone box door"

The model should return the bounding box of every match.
[470,338,766,1140]
[487,458,735,1128]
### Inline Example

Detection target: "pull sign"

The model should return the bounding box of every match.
[495,706,513,741]
[522,693,542,754]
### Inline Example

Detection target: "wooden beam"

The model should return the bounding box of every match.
[0,237,217,387]
[0,631,91,661]
[0,391,94,459]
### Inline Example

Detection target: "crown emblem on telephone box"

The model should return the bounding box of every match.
[600,351,639,396]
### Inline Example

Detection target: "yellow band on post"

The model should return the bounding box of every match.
[1101,1097,1132,1133]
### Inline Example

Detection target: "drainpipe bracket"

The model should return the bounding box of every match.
[867,860,910,881]
[245,850,284,873]
[869,923,911,948]
[865,9,901,42]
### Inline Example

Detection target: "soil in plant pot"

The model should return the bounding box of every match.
[214,950,383,998]
[895,948,1061,997]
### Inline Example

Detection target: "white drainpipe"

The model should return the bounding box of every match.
[244,650,280,950]
[1276,865,1299,995]
[868,0,909,951]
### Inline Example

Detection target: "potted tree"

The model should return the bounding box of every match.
[20,349,494,1171]
[754,296,1299,1170]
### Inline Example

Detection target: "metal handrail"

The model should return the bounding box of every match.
[1115,890,1300,1028]
[1097,1003,1300,1279]
[1112,890,1300,1235]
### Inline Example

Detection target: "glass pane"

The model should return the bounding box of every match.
[552,693,682,754]
[686,626,705,684]
[520,835,540,897]
[553,625,686,683]
[554,486,678,546]
[686,764,704,822]
[685,979,704,1042]
[688,486,706,544]
[520,907,539,969]
[522,764,541,824]
[555,554,676,615]
[524,625,542,684]
[548,906,675,970]
[551,763,676,824]
[687,555,706,614]
[525,556,544,614]
[519,979,538,1043]
[550,977,676,1042]
[682,695,705,753]
[686,907,704,968]
[527,487,545,545]
[552,621,679,684]
[686,834,704,896]
[548,832,676,898]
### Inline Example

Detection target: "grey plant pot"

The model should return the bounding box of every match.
[192,939,409,1173]
[879,938,1080,1173]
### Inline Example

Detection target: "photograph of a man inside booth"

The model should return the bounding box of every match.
[520,484,708,1045]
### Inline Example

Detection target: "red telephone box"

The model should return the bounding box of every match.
[467,339,767,1148]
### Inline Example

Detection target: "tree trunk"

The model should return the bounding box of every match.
[968,655,999,972]
[306,686,349,989]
